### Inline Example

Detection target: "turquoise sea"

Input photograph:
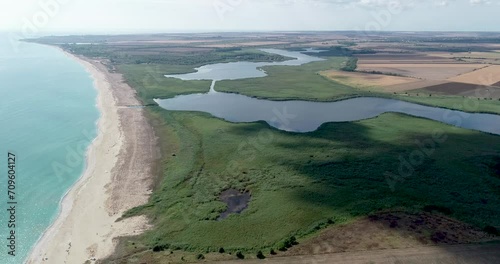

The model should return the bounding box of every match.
[0,35,99,263]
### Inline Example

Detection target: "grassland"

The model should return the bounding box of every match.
[60,43,290,68]
[118,64,211,104]
[215,58,367,101]
[112,107,500,262]
[396,95,500,115]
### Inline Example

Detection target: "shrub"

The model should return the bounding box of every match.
[484,226,500,236]
[152,244,168,252]
[257,251,265,259]
[236,251,245,259]
[278,241,290,251]
[341,57,358,72]
[278,236,298,251]
[219,247,225,253]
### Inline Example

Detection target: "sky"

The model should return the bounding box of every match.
[0,0,500,34]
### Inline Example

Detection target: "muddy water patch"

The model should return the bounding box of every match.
[218,189,251,220]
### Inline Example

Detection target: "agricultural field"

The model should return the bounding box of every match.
[384,80,449,93]
[448,65,500,85]
[433,51,500,64]
[417,82,500,99]
[320,69,419,92]
[346,49,500,100]
[357,62,485,80]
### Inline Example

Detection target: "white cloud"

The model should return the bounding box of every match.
[469,0,491,4]
[434,1,451,6]
[0,0,499,32]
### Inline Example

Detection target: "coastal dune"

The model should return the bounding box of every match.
[27,51,158,263]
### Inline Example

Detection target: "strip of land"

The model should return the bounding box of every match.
[209,244,500,264]
[26,50,157,263]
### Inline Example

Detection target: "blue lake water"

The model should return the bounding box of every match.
[156,94,500,134]
[158,49,500,135]
[164,49,324,81]
[0,36,98,263]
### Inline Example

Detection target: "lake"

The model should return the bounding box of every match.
[164,49,324,81]
[157,49,500,135]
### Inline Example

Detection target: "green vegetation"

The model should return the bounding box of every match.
[341,57,358,72]
[118,64,211,104]
[338,41,357,47]
[399,95,500,115]
[60,44,289,66]
[304,46,352,57]
[119,108,500,258]
[216,57,365,101]
[302,46,376,57]
[357,70,407,77]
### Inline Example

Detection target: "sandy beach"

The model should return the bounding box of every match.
[26,50,158,263]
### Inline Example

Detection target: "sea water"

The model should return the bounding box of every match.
[0,35,99,263]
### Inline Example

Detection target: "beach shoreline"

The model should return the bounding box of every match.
[26,48,157,263]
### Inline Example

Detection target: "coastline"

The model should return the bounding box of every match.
[27,49,157,263]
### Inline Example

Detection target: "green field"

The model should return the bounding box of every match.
[118,64,211,104]
[60,43,290,67]
[114,107,500,261]
[397,95,500,115]
[215,57,366,101]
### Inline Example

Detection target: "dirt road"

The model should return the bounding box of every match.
[210,244,500,264]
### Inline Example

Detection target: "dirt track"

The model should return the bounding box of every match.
[90,60,160,216]
[210,244,500,264]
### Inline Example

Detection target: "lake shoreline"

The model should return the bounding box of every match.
[156,92,500,135]
[26,48,156,263]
